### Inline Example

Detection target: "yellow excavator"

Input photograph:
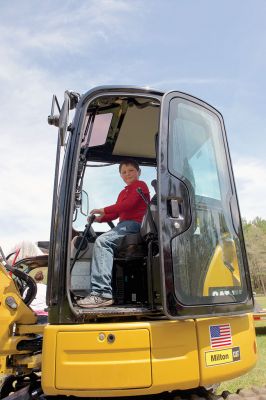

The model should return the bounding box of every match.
[0,87,260,399]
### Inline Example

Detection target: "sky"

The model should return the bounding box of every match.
[0,0,266,253]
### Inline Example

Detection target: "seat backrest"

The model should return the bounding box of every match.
[140,180,158,240]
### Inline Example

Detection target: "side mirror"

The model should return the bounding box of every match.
[48,91,80,146]
[59,94,70,146]
[81,190,89,216]
[47,94,61,128]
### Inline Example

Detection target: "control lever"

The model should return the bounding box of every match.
[136,187,149,206]
[87,213,96,225]
[70,214,96,272]
[136,188,157,234]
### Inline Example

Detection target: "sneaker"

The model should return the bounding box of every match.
[77,294,114,308]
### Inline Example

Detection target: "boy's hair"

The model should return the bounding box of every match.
[119,159,140,172]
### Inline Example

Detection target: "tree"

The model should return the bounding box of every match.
[242,218,266,295]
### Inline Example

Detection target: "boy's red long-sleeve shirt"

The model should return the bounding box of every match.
[101,180,150,224]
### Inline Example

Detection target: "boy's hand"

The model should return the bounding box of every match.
[89,208,105,223]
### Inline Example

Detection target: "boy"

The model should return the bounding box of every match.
[77,159,150,308]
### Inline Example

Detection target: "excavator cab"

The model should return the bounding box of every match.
[0,86,257,399]
[47,87,253,320]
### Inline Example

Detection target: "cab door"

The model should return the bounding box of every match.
[158,91,253,318]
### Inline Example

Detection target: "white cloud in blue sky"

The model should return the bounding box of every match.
[0,0,265,252]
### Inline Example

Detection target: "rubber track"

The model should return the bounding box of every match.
[2,386,266,399]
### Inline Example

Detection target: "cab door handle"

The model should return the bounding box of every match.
[167,197,183,218]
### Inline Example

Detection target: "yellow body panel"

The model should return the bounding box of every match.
[197,314,257,386]
[17,324,46,335]
[42,320,199,396]
[42,315,257,397]
[56,329,151,389]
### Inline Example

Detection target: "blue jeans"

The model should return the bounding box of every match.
[90,220,141,298]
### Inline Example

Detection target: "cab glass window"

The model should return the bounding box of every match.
[82,113,112,148]
[168,98,248,305]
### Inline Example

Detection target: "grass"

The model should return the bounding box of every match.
[256,296,266,308]
[217,297,266,394]
[254,296,266,328]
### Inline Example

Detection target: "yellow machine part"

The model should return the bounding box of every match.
[203,240,241,296]
[41,314,257,397]
[0,263,37,376]
[42,320,199,396]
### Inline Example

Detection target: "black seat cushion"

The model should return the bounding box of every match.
[116,233,147,258]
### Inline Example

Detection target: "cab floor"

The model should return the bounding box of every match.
[73,303,162,317]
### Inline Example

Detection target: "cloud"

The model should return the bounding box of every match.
[0,0,144,254]
[0,0,265,256]
[233,156,266,221]
[0,1,137,58]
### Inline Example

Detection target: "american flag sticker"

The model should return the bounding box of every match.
[209,324,232,349]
